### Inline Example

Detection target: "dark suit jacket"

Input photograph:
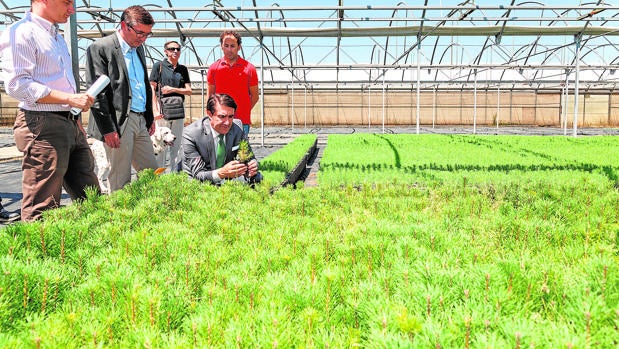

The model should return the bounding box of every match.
[85,33,153,140]
[180,117,255,184]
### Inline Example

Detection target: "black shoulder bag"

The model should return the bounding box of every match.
[157,61,186,121]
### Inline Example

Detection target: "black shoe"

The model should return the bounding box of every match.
[248,172,263,188]
[0,208,20,223]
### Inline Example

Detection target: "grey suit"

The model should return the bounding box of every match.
[180,117,257,184]
[85,32,157,192]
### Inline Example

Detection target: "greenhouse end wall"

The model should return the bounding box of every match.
[263,90,618,127]
[1,90,618,128]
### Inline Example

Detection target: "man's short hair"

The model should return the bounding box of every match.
[207,93,238,114]
[121,5,154,26]
[219,30,242,46]
[164,40,180,49]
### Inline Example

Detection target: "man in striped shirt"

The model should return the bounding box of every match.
[0,0,100,221]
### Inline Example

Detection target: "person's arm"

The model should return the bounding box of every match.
[149,62,163,120]
[229,126,258,178]
[217,161,248,180]
[179,82,193,95]
[161,82,192,96]
[176,66,193,96]
[39,91,94,135]
[246,159,259,178]
[150,81,163,120]
[248,64,260,110]
[241,131,259,177]
[206,83,216,101]
[249,84,259,110]
[37,90,94,112]
[181,126,218,183]
[205,65,215,101]
[181,124,249,183]
[2,29,93,111]
[84,42,119,147]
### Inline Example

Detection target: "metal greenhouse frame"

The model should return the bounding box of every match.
[1,1,618,138]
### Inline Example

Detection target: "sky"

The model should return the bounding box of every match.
[1,1,616,87]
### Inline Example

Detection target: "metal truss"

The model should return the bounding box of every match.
[1,1,618,92]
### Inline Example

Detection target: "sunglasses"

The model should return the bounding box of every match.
[166,47,181,52]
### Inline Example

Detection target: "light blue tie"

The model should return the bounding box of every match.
[129,49,146,111]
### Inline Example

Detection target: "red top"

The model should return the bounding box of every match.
[207,57,258,125]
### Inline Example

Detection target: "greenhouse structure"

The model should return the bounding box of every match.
[1,1,618,135]
[2,2,619,347]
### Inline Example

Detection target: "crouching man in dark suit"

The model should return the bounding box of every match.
[179,93,262,185]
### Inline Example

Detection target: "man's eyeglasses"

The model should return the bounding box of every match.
[166,47,181,52]
[126,22,153,38]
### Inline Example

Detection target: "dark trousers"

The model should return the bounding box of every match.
[13,110,101,221]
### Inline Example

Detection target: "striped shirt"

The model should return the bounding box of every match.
[0,11,76,112]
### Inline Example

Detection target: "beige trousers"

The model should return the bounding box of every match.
[104,111,158,192]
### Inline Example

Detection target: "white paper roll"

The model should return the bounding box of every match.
[70,75,111,115]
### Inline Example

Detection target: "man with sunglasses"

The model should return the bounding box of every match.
[149,41,191,171]
[85,5,158,192]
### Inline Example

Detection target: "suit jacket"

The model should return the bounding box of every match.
[85,33,153,140]
[180,117,255,183]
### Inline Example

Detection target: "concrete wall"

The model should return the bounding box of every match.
[2,90,618,127]
[260,89,618,127]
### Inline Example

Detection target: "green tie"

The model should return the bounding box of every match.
[216,134,225,168]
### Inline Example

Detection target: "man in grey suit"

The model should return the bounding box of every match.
[180,93,261,185]
[85,5,158,192]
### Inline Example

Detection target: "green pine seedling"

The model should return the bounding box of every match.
[236,139,254,180]
[236,139,253,164]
